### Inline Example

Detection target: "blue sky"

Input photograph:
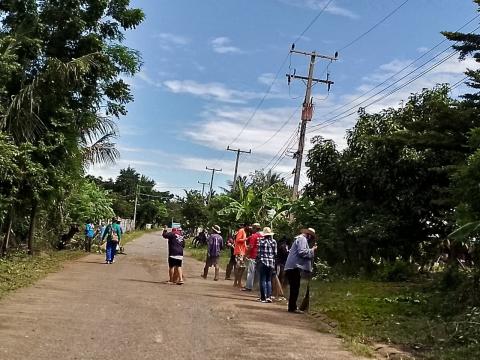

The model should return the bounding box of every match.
[89,0,479,194]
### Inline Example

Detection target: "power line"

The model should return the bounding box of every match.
[338,0,411,52]
[294,0,334,44]
[252,104,301,150]
[215,0,335,165]
[263,126,299,170]
[308,21,480,134]
[317,15,479,124]
[308,48,464,134]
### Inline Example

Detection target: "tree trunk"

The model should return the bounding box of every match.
[1,207,14,257]
[27,201,38,255]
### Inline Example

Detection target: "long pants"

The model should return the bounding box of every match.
[225,256,236,279]
[203,256,219,280]
[245,258,257,290]
[286,268,301,312]
[276,263,286,285]
[85,236,93,252]
[106,241,117,262]
[259,263,273,301]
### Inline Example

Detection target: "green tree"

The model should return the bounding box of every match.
[0,0,144,253]
[66,180,114,224]
[305,86,479,269]
[180,190,207,232]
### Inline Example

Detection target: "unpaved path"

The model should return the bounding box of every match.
[0,232,366,360]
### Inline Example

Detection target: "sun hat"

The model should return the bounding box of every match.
[262,227,275,236]
[301,227,316,238]
[212,225,221,234]
[252,222,261,227]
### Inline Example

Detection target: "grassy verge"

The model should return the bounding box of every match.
[0,250,84,300]
[310,278,480,359]
[0,229,158,301]
[185,239,231,269]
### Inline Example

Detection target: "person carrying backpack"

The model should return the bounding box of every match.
[102,217,122,264]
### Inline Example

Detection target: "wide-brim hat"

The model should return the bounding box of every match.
[212,225,221,234]
[262,227,275,236]
[252,222,261,228]
[301,227,316,238]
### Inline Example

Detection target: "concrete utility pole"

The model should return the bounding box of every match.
[133,184,139,229]
[288,47,337,199]
[226,146,251,191]
[198,181,210,197]
[206,166,222,203]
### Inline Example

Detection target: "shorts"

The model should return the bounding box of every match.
[168,257,183,268]
[235,254,246,268]
[205,255,219,267]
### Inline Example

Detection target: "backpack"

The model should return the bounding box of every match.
[109,225,119,242]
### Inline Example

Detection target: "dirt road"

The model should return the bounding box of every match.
[0,232,366,360]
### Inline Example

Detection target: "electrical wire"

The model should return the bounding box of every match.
[318,15,480,123]
[252,104,302,150]
[338,0,411,52]
[307,48,465,134]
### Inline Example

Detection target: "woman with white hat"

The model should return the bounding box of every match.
[257,227,277,303]
[284,228,317,313]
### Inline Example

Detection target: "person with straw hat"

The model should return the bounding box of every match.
[284,228,317,313]
[202,225,223,281]
[257,227,277,303]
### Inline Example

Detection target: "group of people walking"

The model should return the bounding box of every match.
[84,217,123,264]
[162,222,317,313]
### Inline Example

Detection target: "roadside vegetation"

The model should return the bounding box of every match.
[2,1,480,358]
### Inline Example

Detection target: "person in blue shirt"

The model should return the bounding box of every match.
[284,228,317,313]
[102,217,122,264]
[84,220,95,253]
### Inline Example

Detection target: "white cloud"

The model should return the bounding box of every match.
[163,80,273,104]
[182,54,477,179]
[155,32,190,51]
[417,46,429,53]
[211,37,243,54]
[136,70,162,87]
[278,0,358,19]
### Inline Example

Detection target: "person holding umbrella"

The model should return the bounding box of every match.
[284,228,317,313]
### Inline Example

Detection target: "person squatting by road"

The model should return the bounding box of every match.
[162,226,185,285]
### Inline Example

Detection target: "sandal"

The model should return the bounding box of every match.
[176,281,184,285]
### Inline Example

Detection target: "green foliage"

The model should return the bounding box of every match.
[180,190,207,231]
[375,260,418,282]
[0,0,144,253]
[304,86,480,269]
[310,277,480,359]
[66,180,114,223]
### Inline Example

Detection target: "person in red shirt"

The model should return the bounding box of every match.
[233,224,248,288]
[242,223,262,291]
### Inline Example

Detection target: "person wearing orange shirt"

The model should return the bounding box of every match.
[233,223,248,288]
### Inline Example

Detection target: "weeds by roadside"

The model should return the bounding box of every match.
[309,277,480,359]
[0,250,84,300]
